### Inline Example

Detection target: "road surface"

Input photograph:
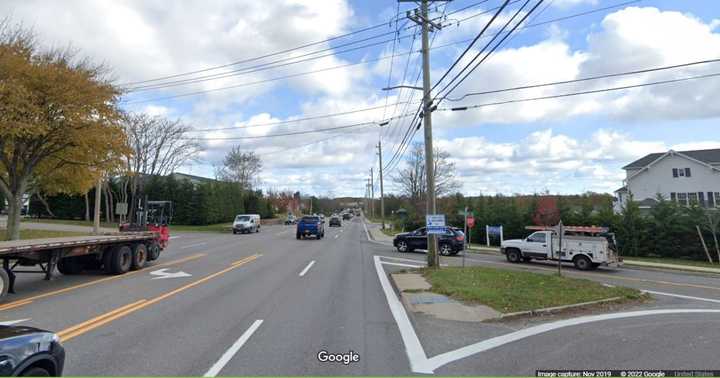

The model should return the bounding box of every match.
[0,218,719,375]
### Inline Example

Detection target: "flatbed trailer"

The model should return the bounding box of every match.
[0,231,165,302]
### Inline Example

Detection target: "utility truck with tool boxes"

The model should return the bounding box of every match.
[0,200,172,302]
[500,225,622,270]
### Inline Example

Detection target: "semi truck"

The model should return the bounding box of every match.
[500,225,623,271]
[0,200,172,302]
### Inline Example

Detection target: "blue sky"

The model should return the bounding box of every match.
[4,0,720,197]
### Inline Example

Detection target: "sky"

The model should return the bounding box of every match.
[3,0,720,197]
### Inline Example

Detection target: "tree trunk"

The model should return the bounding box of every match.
[84,192,90,221]
[5,194,23,241]
[713,231,720,264]
[35,192,55,218]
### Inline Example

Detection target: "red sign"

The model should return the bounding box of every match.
[467,216,475,228]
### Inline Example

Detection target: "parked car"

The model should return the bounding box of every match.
[0,326,65,376]
[296,216,324,239]
[329,216,341,227]
[233,214,261,234]
[393,226,465,255]
[284,215,296,225]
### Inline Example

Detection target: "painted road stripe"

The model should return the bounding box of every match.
[58,255,259,342]
[381,256,427,264]
[0,318,30,326]
[643,290,720,304]
[180,242,208,249]
[382,261,426,269]
[425,309,720,372]
[373,255,431,374]
[0,253,206,312]
[204,319,264,377]
[334,234,339,239]
[299,261,316,277]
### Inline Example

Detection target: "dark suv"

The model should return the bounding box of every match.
[393,226,465,255]
[0,326,65,376]
[329,216,341,227]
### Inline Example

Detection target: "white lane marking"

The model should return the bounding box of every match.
[373,256,432,374]
[204,319,263,377]
[643,290,720,304]
[382,261,426,269]
[180,242,208,249]
[334,234,339,239]
[169,236,180,240]
[382,256,427,264]
[0,318,30,326]
[299,260,316,277]
[426,309,720,372]
[150,268,192,280]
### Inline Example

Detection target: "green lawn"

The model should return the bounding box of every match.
[170,223,233,233]
[624,256,719,269]
[422,266,643,313]
[21,218,118,228]
[2,229,89,240]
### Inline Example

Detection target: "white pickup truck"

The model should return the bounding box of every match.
[500,227,622,270]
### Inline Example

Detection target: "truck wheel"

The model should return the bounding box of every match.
[131,243,148,271]
[296,233,301,240]
[0,269,9,302]
[573,255,592,271]
[110,245,132,275]
[103,247,116,274]
[506,248,522,263]
[147,242,161,261]
[57,257,84,275]
[439,244,452,256]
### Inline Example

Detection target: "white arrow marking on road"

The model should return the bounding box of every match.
[0,318,31,326]
[204,319,263,377]
[150,268,192,280]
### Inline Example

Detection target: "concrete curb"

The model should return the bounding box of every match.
[499,296,625,319]
[623,260,720,275]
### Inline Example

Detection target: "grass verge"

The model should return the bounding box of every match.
[2,229,89,240]
[170,223,233,233]
[421,266,643,313]
[21,218,118,228]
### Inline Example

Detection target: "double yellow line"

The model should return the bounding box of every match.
[59,254,259,342]
[0,253,205,312]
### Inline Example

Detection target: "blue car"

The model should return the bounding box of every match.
[296,216,324,240]
[0,325,65,376]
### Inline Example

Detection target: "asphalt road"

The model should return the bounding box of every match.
[0,218,719,375]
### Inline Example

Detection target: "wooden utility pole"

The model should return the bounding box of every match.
[377,140,385,230]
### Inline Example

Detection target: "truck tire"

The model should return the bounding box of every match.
[296,233,301,240]
[103,247,116,274]
[0,269,9,302]
[131,243,148,271]
[147,242,161,261]
[573,255,592,271]
[506,248,522,263]
[110,245,132,275]
[57,257,84,275]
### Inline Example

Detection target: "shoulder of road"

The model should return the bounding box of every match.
[363,218,720,275]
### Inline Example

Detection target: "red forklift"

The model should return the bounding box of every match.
[119,197,173,260]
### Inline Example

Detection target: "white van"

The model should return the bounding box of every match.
[232,214,261,234]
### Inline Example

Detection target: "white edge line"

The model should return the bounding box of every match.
[204,319,264,377]
[425,309,720,371]
[299,260,316,277]
[180,242,208,249]
[381,256,428,264]
[382,261,426,268]
[373,256,432,374]
[642,290,720,304]
[0,318,31,326]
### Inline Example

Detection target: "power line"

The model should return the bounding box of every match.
[186,101,421,132]
[444,57,720,101]
[381,3,404,124]
[183,112,415,140]
[444,71,720,111]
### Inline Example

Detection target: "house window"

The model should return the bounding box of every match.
[672,168,678,178]
[699,192,705,207]
[685,168,692,177]
[670,192,676,201]
[716,192,720,208]
[688,192,698,205]
[679,169,685,177]
[708,192,715,208]
[678,193,688,206]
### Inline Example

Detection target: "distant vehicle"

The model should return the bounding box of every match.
[393,226,465,256]
[342,213,352,220]
[296,216,324,240]
[0,326,65,376]
[233,214,261,234]
[284,214,297,225]
[501,226,622,271]
[329,216,341,227]
[319,214,326,223]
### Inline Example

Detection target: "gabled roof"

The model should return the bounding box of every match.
[623,148,720,169]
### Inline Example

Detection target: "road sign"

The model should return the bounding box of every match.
[426,214,446,234]
[115,202,128,216]
[467,215,475,228]
[487,225,502,235]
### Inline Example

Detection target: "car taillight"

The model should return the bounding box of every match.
[456,235,464,241]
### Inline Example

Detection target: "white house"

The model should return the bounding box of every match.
[614,148,720,213]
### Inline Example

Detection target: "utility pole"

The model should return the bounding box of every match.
[370,168,374,219]
[377,140,385,230]
[404,0,446,267]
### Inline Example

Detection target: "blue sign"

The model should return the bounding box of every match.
[487,226,503,235]
[426,214,446,235]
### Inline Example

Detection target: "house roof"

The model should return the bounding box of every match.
[615,186,627,193]
[623,148,720,169]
